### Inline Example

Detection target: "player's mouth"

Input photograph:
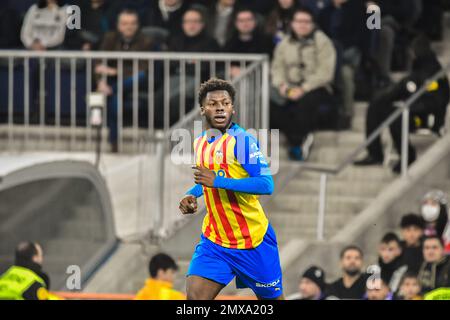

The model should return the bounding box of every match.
[213,114,227,124]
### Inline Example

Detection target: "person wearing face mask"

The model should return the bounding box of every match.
[326,245,369,300]
[418,236,450,294]
[421,190,450,253]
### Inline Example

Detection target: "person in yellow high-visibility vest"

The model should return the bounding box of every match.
[0,242,53,300]
[135,253,185,300]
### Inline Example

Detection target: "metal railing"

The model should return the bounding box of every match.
[0,50,268,153]
[0,50,270,241]
[297,64,450,241]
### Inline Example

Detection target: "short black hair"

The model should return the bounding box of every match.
[400,213,425,230]
[381,232,401,245]
[423,235,445,247]
[117,8,140,23]
[340,245,364,259]
[292,6,316,22]
[38,0,64,8]
[198,78,236,107]
[15,241,38,266]
[185,5,207,22]
[149,253,178,278]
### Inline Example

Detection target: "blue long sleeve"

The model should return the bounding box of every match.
[186,184,203,198]
[213,175,274,195]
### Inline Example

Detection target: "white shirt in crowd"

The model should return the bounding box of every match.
[21,4,68,49]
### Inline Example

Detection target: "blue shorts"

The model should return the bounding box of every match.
[187,224,283,299]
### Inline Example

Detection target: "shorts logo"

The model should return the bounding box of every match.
[255,279,280,288]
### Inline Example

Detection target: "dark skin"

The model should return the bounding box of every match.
[179,90,284,300]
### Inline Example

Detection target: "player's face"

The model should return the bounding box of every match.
[201,90,235,131]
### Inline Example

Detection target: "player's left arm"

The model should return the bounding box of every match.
[194,134,274,195]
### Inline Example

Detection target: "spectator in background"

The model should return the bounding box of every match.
[298,0,331,17]
[238,0,277,16]
[394,272,422,300]
[96,9,155,151]
[20,0,68,50]
[420,190,450,253]
[295,266,327,300]
[270,7,336,161]
[377,232,408,293]
[155,7,220,128]
[318,0,367,129]
[327,245,368,300]
[207,0,237,48]
[418,236,450,294]
[135,253,185,300]
[143,0,188,35]
[64,0,112,50]
[354,35,450,173]
[366,277,393,300]
[224,8,274,78]
[0,242,51,300]
[266,0,298,44]
[0,1,21,49]
[400,213,425,274]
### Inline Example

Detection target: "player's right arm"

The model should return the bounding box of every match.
[179,184,203,215]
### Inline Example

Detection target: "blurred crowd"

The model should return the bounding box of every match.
[1,0,449,158]
[291,189,450,300]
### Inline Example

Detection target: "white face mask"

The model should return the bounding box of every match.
[422,205,440,222]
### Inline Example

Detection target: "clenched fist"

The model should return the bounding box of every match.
[179,195,198,215]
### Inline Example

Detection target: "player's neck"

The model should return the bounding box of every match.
[206,122,233,135]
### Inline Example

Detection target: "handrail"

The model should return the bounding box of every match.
[297,64,450,241]
[0,50,266,61]
[299,64,450,176]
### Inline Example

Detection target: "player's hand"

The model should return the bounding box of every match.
[193,166,216,188]
[179,195,198,214]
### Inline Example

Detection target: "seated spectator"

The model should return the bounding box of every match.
[400,213,425,273]
[135,253,185,300]
[354,35,450,173]
[270,7,336,161]
[64,0,113,50]
[0,242,51,300]
[418,236,450,294]
[366,277,393,300]
[20,0,68,50]
[377,232,408,293]
[266,0,298,44]
[96,9,155,151]
[420,190,450,253]
[0,1,21,48]
[224,8,274,78]
[295,266,327,300]
[326,245,369,300]
[143,0,188,35]
[394,272,422,300]
[154,7,220,128]
[206,0,237,48]
[318,0,368,129]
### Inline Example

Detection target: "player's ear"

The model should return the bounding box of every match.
[200,106,205,116]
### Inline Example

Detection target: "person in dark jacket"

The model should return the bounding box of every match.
[354,34,450,173]
[399,213,425,274]
[95,9,156,151]
[377,232,408,293]
[326,245,369,300]
[296,266,328,300]
[0,242,51,300]
[143,0,188,35]
[418,236,450,294]
[265,0,298,45]
[0,1,21,48]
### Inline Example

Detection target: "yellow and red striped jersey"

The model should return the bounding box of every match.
[193,123,271,249]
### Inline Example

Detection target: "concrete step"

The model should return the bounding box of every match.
[285,178,386,197]
[298,166,394,182]
[71,205,102,222]
[57,220,105,241]
[269,212,356,229]
[42,239,103,258]
[271,194,372,214]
